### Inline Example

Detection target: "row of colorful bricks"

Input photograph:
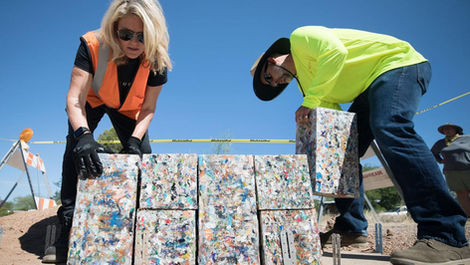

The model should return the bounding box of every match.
[88,153,317,211]
[100,152,356,212]
[72,208,322,264]
[144,153,316,210]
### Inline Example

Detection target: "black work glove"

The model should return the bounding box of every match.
[121,136,143,158]
[73,133,109,179]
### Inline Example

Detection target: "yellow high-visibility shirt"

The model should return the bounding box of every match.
[290,26,427,110]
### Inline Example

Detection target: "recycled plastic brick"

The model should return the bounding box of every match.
[140,153,197,209]
[135,209,196,264]
[254,154,314,210]
[198,205,260,264]
[68,154,139,265]
[260,209,321,264]
[198,154,260,264]
[198,154,257,209]
[296,107,360,198]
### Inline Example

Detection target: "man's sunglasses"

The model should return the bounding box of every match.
[263,62,295,86]
[117,29,144,43]
[263,62,274,85]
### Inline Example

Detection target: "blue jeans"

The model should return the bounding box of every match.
[334,62,468,247]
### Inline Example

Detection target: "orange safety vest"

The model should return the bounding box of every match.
[82,31,150,120]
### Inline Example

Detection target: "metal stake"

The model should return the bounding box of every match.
[280,230,296,265]
[375,223,383,254]
[332,233,341,265]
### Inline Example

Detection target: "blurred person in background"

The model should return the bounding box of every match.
[432,123,470,216]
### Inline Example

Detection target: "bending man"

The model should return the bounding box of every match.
[250,26,469,264]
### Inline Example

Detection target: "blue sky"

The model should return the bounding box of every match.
[0,0,469,201]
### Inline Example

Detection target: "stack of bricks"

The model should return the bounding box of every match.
[198,155,260,264]
[67,107,359,264]
[136,154,198,264]
[68,154,139,264]
[255,155,321,264]
[68,154,323,264]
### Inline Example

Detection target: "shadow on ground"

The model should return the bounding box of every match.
[19,216,60,258]
[323,251,391,261]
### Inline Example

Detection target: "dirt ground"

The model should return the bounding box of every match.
[320,213,419,256]
[0,207,59,265]
[0,207,468,265]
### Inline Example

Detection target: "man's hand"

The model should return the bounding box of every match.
[73,133,105,179]
[121,136,143,158]
[296,105,312,124]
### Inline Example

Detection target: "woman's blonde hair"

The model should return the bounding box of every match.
[101,0,172,74]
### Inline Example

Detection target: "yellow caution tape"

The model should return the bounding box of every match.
[0,137,16,142]
[4,91,468,145]
[31,140,67,144]
[29,139,295,144]
[416,90,470,115]
[151,139,295,143]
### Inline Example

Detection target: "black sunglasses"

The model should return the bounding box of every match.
[263,62,295,86]
[117,29,144,43]
[263,62,274,85]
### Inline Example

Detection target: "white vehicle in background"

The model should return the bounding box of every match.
[379,205,408,216]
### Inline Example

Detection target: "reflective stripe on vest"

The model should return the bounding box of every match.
[91,35,109,97]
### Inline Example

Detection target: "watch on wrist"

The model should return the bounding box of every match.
[73,127,91,139]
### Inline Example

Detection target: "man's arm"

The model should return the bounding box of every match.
[290,26,348,109]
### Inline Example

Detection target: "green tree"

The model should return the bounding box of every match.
[362,164,378,172]
[52,181,61,205]
[0,201,14,216]
[365,187,403,212]
[97,127,122,153]
[363,164,403,211]
[13,195,36,211]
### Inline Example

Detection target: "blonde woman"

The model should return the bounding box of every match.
[43,0,171,263]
